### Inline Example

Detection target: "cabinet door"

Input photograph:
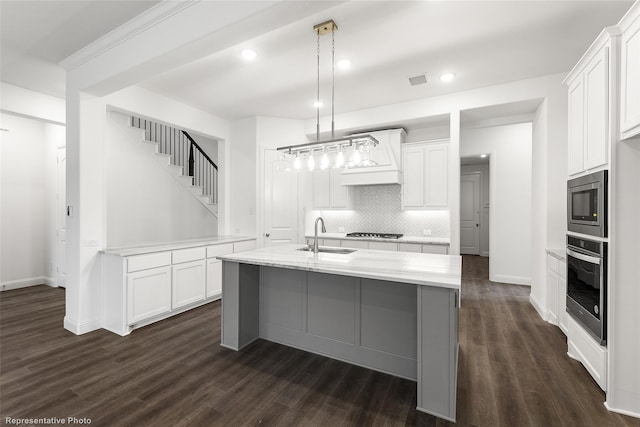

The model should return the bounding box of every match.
[402,146,426,208]
[584,47,609,170]
[312,169,331,209]
[568,78,585,175]
[329,169,352,208]
[127,266,172,324]
[621,12,640,139]
[425,145,448,207]
[558,260,568,335]
[172,260,206,309]
[547,269,559,325]
[206,259,222,299]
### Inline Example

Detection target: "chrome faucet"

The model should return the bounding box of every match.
[313,217,326,254]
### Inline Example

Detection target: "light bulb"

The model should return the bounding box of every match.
[335,151,345,168]
[353,148,361,165]
[307,154,315,171]
[294,155,301,170]
[320,152,329,170]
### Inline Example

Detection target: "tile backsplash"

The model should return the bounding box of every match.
[307,185,450,237]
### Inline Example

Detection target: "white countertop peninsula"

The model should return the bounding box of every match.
[219,245,461,422]
[218,244,461,289]
[103,235,256,256]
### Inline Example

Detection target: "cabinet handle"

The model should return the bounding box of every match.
[264,233,270,238]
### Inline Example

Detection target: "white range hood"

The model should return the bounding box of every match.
[340,128,405,186]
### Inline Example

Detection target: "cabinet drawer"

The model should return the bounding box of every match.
[341,240,368,249]
[368,241,398,251]
[207,243,234,258]
[398,243,422,253]
[172,247,206,264]
[127,252,171,273]
[422,244,448,255]
[233,240,256,253]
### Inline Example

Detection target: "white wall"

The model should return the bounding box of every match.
[0,113,64,289]
[461,163,490,256]
[229,117,257,236]
[461,123,533,285]
[0,82,65,124]
[105,113,218,247]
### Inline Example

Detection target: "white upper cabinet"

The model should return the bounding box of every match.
[619,2,640,140]
[584,47,609,170]
[568,78,585,174]
[564,28,619,176]
[313,168,354,210]
[401,141,449,209]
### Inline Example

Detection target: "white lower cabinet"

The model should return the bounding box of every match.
[546,253,567,335]
[206,259,223,298]
[127,266,172,324]
[104,238,256,335]
[172,260,206,309]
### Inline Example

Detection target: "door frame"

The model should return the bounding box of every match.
[56,146,67,288]
[258,147,300,247]
[460,171,481,255]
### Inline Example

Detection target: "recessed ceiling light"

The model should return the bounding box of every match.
[337,59,351,70]
[480,154,487,158]
[440,72,456,82]
[313,101,323,108]
[241,49,257,61]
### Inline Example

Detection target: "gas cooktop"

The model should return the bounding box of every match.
[345,232,403,239]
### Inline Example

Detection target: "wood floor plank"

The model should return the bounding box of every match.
[2,258,639,426]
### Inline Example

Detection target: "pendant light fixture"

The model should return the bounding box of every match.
[277,19,379,170]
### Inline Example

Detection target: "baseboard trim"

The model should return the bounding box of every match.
[491,274,531,286]
[1,276,56,291]
[529,294,548,321]
[64,316,101,335]
[604,401,640,419]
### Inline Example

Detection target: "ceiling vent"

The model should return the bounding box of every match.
[408,74,427,86]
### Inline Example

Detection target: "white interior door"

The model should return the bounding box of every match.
[56,147,67,287]
[263,149,298,247]
[460,172,480,255]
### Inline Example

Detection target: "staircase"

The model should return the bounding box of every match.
[129,115,218,216]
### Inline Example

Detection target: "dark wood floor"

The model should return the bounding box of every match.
[1,256,638,426]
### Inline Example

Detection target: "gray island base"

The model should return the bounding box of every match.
[218,245,461,422]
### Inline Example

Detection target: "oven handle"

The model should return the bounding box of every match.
[567,248,601,265]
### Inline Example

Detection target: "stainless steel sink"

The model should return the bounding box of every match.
[298,246,356,254]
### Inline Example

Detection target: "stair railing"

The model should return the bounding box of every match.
[130,116,218,205]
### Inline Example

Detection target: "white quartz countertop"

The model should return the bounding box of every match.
[103,235,256,257]
[305,233,450,245]
[218,244,461,289]
[546,248,566,261]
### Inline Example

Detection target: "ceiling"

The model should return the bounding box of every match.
[0,1,634,122]
[0,0,160,97]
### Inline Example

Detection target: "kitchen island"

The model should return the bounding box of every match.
[217,245,462,422]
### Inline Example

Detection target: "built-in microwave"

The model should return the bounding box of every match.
[567,170,607,237]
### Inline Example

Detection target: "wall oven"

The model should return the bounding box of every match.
[567,170,607,237]
[566,235,607,345]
